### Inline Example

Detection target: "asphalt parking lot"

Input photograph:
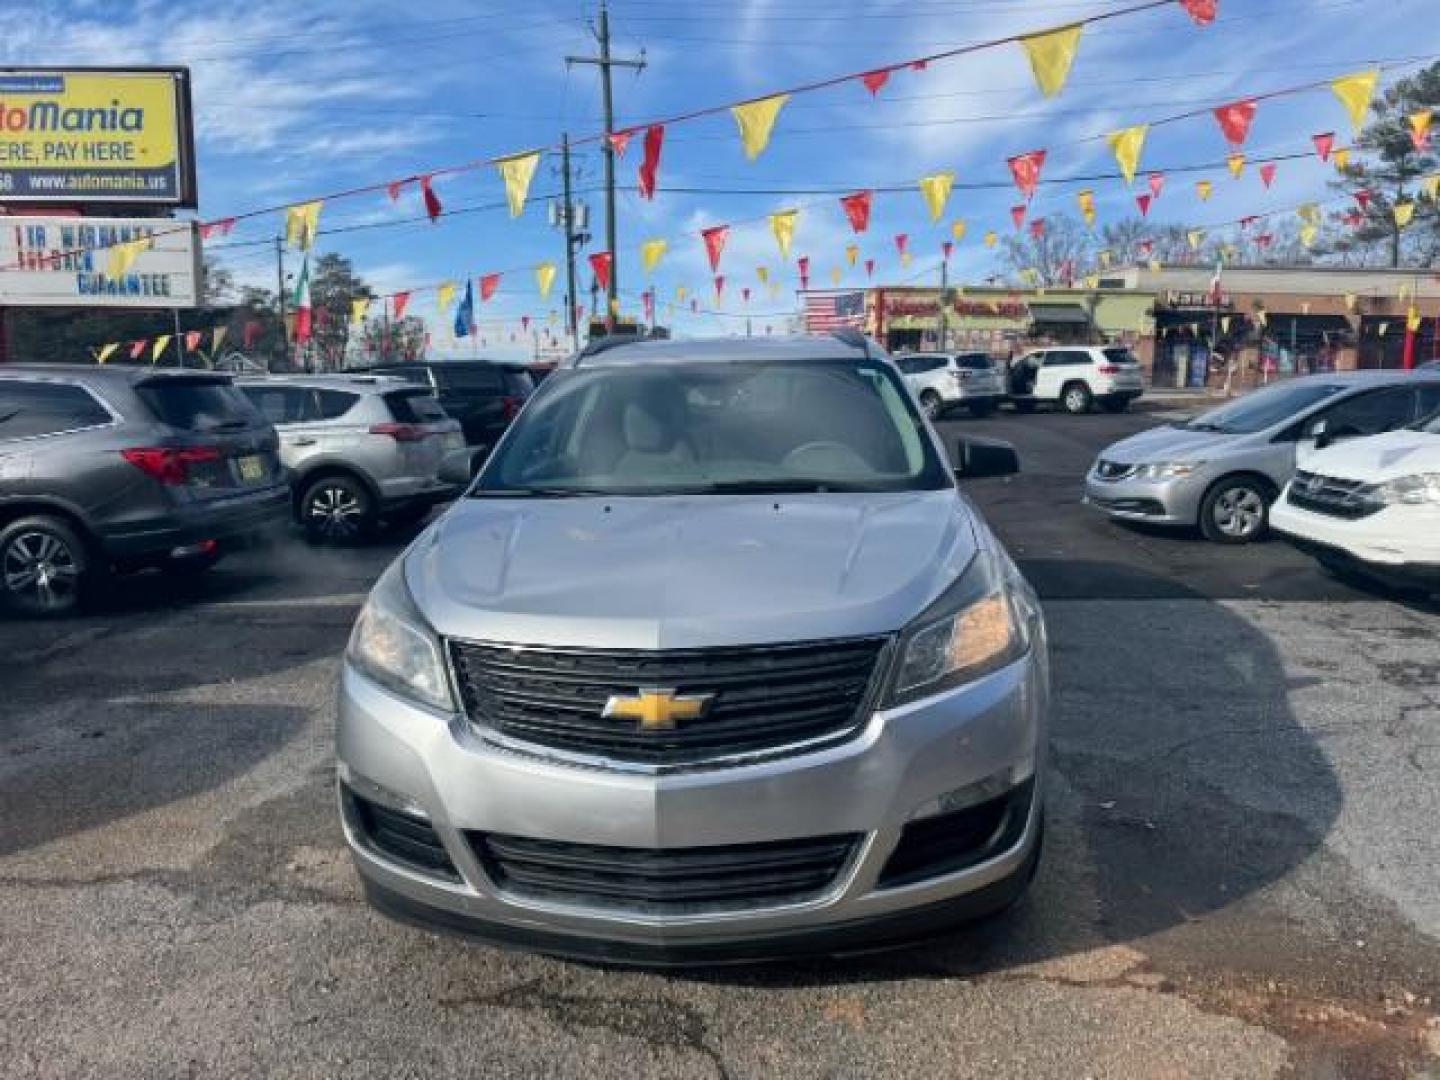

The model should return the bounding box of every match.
[2,403,1438,1079]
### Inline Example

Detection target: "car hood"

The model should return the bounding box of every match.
[1099,424,1240,464]
[1300,429,1440,483]
[406,491,977,649]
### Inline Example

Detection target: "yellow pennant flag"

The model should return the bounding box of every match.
[676,285,687,302]
[437,280,458,312]
[844,242,858,267]
[1411,109,1433,145]
[983,230,998,247]
[351,297,370,325]
[284,200,323,250]
[731,94,789,160]
[900,250,912,267]
[1020,23,1083,99]
[1330,69,1379,134]
[1075,188,1094,218]
[1195,179,1213,201]
[1226,152,1245,178]
[1297,202,1320,225]
[640,238,668,274]
[769,209,797,258]
[96,342,119,364]
[1408,304,1422,332]
[496,150,541,217]
[756,265,769,285]
[1187,229,1205,251]
[1105,124,1148,184]
[152,335,170,362]
[918,171,955,222]
[213,326,228,352]
[1300,223,1319,247]
[105,237,149,279]
[830,266,842,286]
[1422,173,1440,201]
[1394,201,1416,228]
[951,219,966,242]
[535,262,556,299]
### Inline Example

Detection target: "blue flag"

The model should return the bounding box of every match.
[453,278,475,338]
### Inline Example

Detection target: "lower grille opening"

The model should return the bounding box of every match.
[1092,496,1167,516]
[344,787,460,882]
[469,831,861,914]
[878,779,1035,888]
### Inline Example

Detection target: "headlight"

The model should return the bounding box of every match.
[1358,472,1440,507]
[1135,461,1203,480]
[887,549,1034,705]
[347,559,454,712]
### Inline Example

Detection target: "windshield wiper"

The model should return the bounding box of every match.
[468,486,614,498]
[1180,421,1227,433]
[701,478,885,494]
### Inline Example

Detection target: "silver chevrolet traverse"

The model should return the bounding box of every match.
[337,333,1049,963]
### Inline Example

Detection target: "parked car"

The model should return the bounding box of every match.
[364,360,534,469]
[1085,371,1440,544]
[1271,405,1440,593]
[1006,345,1145,414]
[238,375,465,541]
[0,364,289,615]
[895,351,1005,419]
[338,331,1048,963]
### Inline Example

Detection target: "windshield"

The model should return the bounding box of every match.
[473,358,951,496]
[1178,381,1346,435]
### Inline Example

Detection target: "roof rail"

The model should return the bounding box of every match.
[829,328,871,357]
[575,333,647,364]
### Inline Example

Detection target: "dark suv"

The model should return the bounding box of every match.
[365,361,533,467]
[0,364,290,615]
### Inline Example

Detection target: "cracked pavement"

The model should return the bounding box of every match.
[2,409,1438,1079]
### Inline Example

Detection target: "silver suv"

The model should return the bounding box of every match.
[238,375,464,541]
[896,352,1005,419]
[337,333,1048,963]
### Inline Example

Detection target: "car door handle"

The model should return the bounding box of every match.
[288,437,317,447]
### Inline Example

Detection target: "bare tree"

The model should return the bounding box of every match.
[999,213,1093,284]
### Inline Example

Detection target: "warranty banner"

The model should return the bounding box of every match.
[0,69,195,206]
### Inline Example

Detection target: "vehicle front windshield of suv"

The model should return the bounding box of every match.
[1177,381,1346,435]
[473,358,952,496]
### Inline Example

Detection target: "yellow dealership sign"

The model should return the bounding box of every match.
[0,69,195,205]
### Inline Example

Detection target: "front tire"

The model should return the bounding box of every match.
[301,475,374,543]
[0,515,88,616]
[1199,476,1272,544]
[1060,382,1093,415]
[919,390,944,421]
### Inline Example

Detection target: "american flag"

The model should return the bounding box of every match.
[802,290,866,333]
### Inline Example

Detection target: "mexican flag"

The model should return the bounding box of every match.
[292,255,313,343]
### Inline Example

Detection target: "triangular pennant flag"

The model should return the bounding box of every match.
[1259,162,1277,189]
[129,340,147,360]
[1297,202,1320,225]
[756,266,769,285]
[386,180,403,202]
[675,286,686,302]
[535,262,556,299]
[941,241,953,260]
[918,171,955,222]
[479,273,501,301]
[983,230,998,247]
[713,275,726,301]
[1333,147,1352,171]
[1410,109,1433,151]
[1135,193,1152,217]
[212,326,227,352]
[105,238,148,279]
[608,129,632,157]
[1019,23,1082,99]
[640,238,667,274]
[1226,152,1246,178]
[701,225,729,272]
[1313,132,1335,161]
[1408,305,1422,333]
[770,209,797,259]
[419,175,442,222]
[860,69,890,96]
[1187,229,1205,251]
[1137,239,1154,255]
[284,200,323,250]
[1422,174,1440,201]
[740,287,750,304]
[1106,125,1147,184]
[1300,223,1319,247]
[152,335,170,362]
[730,94,788,160]
[864,258,875,277]
[638,125,664,199]
[351,297,370,325]
[96,342,119,364]
[437,280,457,312]
[453,280,475,338]
[1195,179,1213,201]
[392,291,411,320]
[1394,201,1416,228]
[1179,0,1218,26]
[1214,98,1257,146]
[496,150,541,217]
[844,242,859,267]
[1010,204,1027,229]
[1148,172,1165,198]
[1007,149,1046,200]
[1354,189,1372,211]
[521,314,532,332]
[830,266,842,286]
[1330,70,1379,134]
[894,234,908,257]
[588,251,612,291]
[840,191,872,233]
[1076,188,1095,218]
[1029,217,1046,238]
[951,219,966,241]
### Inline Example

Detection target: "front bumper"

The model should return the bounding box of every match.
[337,648,1047,963]
[1271,498,1440,589]
[1082,470,1201,526]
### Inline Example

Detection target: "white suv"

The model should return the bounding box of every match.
[1007,346,1145,414]
[896,352,1005,420]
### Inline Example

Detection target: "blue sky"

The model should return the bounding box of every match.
[10,0,1440,360]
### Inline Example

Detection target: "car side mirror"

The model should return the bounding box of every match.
[954,436,1020,480]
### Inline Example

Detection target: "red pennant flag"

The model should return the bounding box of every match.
[1354,189,1372,211]
[1029,217,1046,237]
[641,291,654,321]
[1344,210,1363,227]
[1148,172,1165,197]
[386,180,404,202]
[521,315,531,331]
[1179,0,1218,24]
[1137,239,1154,256]
[608,130,632,157]
[1136,193,1152,217]
[840,190,873,233]
[742,286,751,302]
[942,241,953,260]
[588,251,612,291]
[243,320,261,348]
[129,339,146,360]
[479,273,500,301]
[199,217,236,241]
[860,69,890,96]
[1007,149,1046,200]
[1255,233,1274,248]
[701,224,729,272]
[420,175,442,222]
[638,124,664,200]
[894,234,908,257]
[392,291,410,319]
[1312,132,1335,161]
[1010,204,1027,229]
[184,330,202,352]
[1259,162,1277,188]
[198,221,214,240]
[797,255,810,286]
[910,59,928,71]
[690,298,698,312]
[864,258,875,278]
[1213,99,1257,146]
[1239,215,1258,230]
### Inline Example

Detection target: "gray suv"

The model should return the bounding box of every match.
[0,364,289,615]
[239,375,465,541]
[337,333,1048,962]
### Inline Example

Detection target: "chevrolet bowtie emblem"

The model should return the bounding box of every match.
[603,688,714,731]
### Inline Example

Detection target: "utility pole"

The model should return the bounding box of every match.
[937,257,949,352]
[567,1,645,325]
[560,135,582,351]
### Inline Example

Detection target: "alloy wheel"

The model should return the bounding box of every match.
[308,484,365,539]
[1212,486,1265,538]
[3,530,80,612]
[1063,387,1090,413]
